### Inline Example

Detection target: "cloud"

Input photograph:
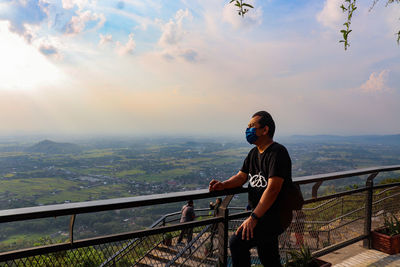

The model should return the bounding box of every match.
[382,3,400,38]
[38,0,50,17]
[116,33,135,55]
[222,1,262,29]
[160,48,198,62]
[0,0,48,42]
[359,70,392,93]
[38,43,62,59]
[116,1,125,10]
[317,0,344,29]
[99,33,112,46]
[35,34,64,60]
[0,21,66,91]
[158,9,192,47]
[65,9,105,35]
[179,49,198,62]
[62,0,89,10]
[156,9,198,62]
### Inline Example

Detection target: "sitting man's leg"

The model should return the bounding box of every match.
[229,230,255,267]
[256,234,282,267]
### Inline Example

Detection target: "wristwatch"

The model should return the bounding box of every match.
[250,212,259,220]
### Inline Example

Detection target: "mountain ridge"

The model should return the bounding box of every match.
[283,134,400,145]
[26,139,82,154]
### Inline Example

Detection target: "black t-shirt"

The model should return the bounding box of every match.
[240,142,292,233]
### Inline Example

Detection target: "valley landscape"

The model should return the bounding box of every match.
[0,135,400,252]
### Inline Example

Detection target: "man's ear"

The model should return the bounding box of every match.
[263,126,269,136]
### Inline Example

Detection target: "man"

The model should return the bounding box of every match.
[177,200,195,245]
[209,111,292,267]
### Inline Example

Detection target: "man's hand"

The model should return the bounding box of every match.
[236,216,257,240]
[209,179,224,191]
[209,171,247,192]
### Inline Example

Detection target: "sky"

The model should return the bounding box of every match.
[0,0,399,138]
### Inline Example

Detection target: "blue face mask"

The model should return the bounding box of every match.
[246,128,258,144]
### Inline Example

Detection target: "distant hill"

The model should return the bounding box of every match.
[284,134,400,145]
[26,140,82,154]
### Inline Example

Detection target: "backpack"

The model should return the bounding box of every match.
[279,182,304,230]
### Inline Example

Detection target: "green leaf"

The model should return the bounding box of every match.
[397,31,400,45]
[242,3,254,8]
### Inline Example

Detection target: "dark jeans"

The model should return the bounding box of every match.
[177,227,193,244]
[229,229,281,267]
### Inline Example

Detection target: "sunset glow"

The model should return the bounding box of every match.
[0,0,399,137]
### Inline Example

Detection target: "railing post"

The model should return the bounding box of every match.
[223,208,229,266]
[341,197,344,218]
[312,181,323,199]
[216,195,234,267]
[363,172,378,248]
[69,214,76,244]
[218,207,229,267]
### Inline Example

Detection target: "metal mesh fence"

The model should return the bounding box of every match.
[224,187,400,266]
[1,222,219,267]
[226,192,368,266]
[372,186,400,230]
[296,192,366,252]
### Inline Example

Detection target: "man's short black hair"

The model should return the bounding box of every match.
[188,200,193,205]
[252,111,275,138]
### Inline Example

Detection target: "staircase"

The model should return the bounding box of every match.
[101,218,219,267]
[136,240,217,267]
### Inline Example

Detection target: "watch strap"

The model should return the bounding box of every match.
[250,212,259,220]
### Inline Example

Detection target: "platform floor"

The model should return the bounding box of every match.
[319,241,400,266]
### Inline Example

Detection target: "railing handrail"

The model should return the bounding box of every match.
[150,208,215,228]
[1,165,399,223]
[0,188,246,223]
[293,165,400,184]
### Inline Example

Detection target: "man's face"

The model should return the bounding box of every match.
[247,115,261,129]
[247,115,269,140]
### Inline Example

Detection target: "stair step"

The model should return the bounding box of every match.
[157,243,218,266]
[154,244,179,254]
[135,263,152,267]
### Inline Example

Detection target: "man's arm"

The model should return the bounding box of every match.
[209,171,247,191]
[252,176,284,218]
[236,176,284,240]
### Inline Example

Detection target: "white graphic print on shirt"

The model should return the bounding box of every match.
[249,172,267,188]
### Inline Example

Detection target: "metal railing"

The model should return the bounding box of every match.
[0,165,399,266]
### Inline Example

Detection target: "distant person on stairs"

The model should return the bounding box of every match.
[177,200,195,246]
